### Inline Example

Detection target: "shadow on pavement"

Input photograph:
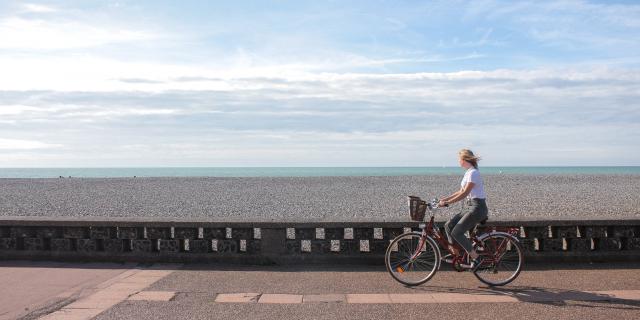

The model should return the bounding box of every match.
[405,284,640,309]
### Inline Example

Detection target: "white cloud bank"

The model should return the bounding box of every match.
[0,138,62,150]
[0,0,638,166]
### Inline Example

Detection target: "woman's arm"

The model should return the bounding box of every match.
[440,191,459,202]
[439,182,475,206]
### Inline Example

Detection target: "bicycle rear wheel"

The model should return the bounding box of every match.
[473,232,523,286]
[385,232,440,286]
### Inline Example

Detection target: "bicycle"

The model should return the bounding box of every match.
[385,196,524,286]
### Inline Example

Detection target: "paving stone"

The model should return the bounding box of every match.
[128,291,176,301]
[215,293,260,303]
[591,290,640,301]
[64,297,123,309]
[303,294,346,303]
[258,294,303,304]
[389,294,436,303]
[346,294,391,304]
[430,292,519,303]
[39,308,104,320]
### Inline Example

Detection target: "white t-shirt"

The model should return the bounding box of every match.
[461,168,486,199]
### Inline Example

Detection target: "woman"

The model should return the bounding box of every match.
[439,149,488,270]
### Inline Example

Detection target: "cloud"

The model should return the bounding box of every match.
[0,138,62,150]
[21,3,58,13]
[0,65,637,165]
[0,1,638,166]
[0,17,156,50]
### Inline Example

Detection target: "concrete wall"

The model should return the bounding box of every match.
[1,218,639,264]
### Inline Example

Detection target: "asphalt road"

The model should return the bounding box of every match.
[94,262,640,320]
[4,261,639,320]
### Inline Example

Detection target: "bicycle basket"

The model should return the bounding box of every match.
[408,196,428,221]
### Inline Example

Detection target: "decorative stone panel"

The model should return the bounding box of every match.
[36,227,61,238]
[132,239,153,252]
[90,227,114,239]
[63,227,88,239]
[51,238,72,251]
[24,238,44,251]
[103,239,125,252]
[175,228,198,239]
[146,227,170,239]
[118,227,139,239]
[77,239,98,252]
[10,227,35,238]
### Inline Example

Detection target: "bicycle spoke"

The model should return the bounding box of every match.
[472,234,523,286]
[385,233,439,285]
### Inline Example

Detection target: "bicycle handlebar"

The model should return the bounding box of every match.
[428,198,449,210]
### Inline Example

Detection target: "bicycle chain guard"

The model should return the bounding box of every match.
[452,256,466,272]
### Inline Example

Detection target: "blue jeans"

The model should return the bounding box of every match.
[444,198,488,253]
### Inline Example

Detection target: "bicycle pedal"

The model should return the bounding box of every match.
[441,254,455,264]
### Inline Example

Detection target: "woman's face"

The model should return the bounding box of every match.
[459,157,470,169]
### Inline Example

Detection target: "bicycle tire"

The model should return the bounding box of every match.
[385,232,440,286]
[473,232,524,286]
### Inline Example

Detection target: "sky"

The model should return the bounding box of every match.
[0,0,639,167]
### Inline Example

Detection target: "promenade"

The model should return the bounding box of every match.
[2,261,639,320]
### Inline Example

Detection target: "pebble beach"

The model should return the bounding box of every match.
[0,175,638,222]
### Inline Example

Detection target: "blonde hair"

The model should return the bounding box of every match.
[459,149,481,169]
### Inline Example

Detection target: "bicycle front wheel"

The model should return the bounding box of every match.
[385,232,440,286]
[473,232,524,286]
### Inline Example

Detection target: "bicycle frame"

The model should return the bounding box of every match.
[387,196,524,286]
[416,213,520,268]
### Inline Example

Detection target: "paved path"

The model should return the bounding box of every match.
[2,262,639,320]
[0,261,134,320]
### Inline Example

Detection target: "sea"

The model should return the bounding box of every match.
[0,167,639,178]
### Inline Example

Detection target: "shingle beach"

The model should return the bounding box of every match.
[0,175,638,222]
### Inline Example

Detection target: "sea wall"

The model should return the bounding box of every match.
[1,218,639,264]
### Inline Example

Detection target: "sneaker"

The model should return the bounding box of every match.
[470,256,484,272]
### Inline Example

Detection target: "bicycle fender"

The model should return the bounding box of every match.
[477,231,520,243]
[404,232,442,271]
